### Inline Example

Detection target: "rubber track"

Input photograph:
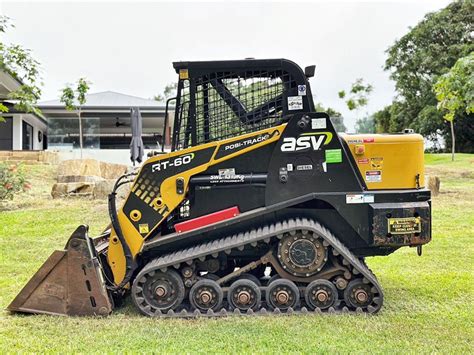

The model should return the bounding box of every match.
[133,218,384,317]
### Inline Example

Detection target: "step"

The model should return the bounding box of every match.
[2,159,46,165]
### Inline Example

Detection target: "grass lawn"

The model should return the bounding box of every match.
[0,154,473,353]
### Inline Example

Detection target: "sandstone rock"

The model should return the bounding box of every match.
[57,175,104,183]
[92,179,115,199]
[51,182,95,198]
[99,161,128,179]
[39,151,59,164]
[57,159,127,179]
[57,159,102,178]
[52,159,128,199]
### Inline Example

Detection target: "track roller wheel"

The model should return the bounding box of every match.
[228,279,261,311]
[202,273,219,281]
[266,274,280,286]
[304,279,338,310]
[239,273,262,286]
[189,279,223,312]
[344,279,373,309]
[132,269,185,315]
[266,279,299,311]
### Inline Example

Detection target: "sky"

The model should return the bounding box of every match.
[1,0,450,131]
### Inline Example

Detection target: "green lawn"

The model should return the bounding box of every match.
[1,154,473,353]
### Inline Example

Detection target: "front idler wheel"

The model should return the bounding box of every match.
[228,279,261,311]
[132,269,185,316]
[266,279,300,311]
[304,279,338,310]
[344,279,373,309]
[189,279,223,312]
[278,231,328,277]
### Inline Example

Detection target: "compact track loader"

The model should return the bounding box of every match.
[8,59,431,317]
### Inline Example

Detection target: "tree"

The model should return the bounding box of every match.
[60,78,91,159]
[355,115,375,134]
[315,102,346,132]
[154,82,178,102]
[339,78,373,133]
[433,52,474,161]
[0,16,42,121]
[374,1,474,151]
[338,78,373,112]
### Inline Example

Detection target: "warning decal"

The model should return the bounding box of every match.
[365,170,382,182]
[371,157,383,169]
[288,96,303,110]
[388,217,421,234]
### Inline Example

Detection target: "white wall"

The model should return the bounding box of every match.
[12,115,22,150]
[51,148,170,166]
[11,114,47,150]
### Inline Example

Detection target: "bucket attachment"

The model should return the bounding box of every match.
[7,225,113,316]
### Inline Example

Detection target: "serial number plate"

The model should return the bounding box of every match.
[388,217,421,234]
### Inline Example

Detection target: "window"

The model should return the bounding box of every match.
[22,120,33,150]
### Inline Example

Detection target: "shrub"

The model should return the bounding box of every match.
[0,163,31,200]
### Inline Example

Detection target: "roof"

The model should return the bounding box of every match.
[0,69,24,99]
[1,101,47,125]
[38,91,165,110]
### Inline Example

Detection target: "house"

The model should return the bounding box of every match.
[0,69,48,151]
[38,91,171,164]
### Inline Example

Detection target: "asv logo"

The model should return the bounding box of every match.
[151,153,194,172]
[280,132,333,152]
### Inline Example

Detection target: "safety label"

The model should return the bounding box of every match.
[288,96,303,110]
[366,170,382,182]
[388,217,421,234]
[371,157,383,169]
[358,158,369,164]
[311,118,326,129]
[346,194,375,204]
[297,85,307,96]
[139,224,150,234]
[218,168,236,178]
[325,149,342,163]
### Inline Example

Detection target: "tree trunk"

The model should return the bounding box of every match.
[78,107,83,159]
[450,120,455,162]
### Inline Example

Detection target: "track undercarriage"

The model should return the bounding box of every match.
[131,219,384,317]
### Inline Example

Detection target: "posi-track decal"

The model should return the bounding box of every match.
[215,130,280,159]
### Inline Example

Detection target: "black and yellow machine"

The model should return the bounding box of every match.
[8,59,431,317]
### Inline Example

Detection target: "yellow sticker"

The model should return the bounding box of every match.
[371,157,383,169]
[139,223,149,234]
[179,69,189,79]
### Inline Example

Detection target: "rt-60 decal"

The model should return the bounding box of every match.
[151,153,195,172]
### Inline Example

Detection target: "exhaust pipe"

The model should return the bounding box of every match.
[7,225,113,316]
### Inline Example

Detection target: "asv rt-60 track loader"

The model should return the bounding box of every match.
[8,59,431,317]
